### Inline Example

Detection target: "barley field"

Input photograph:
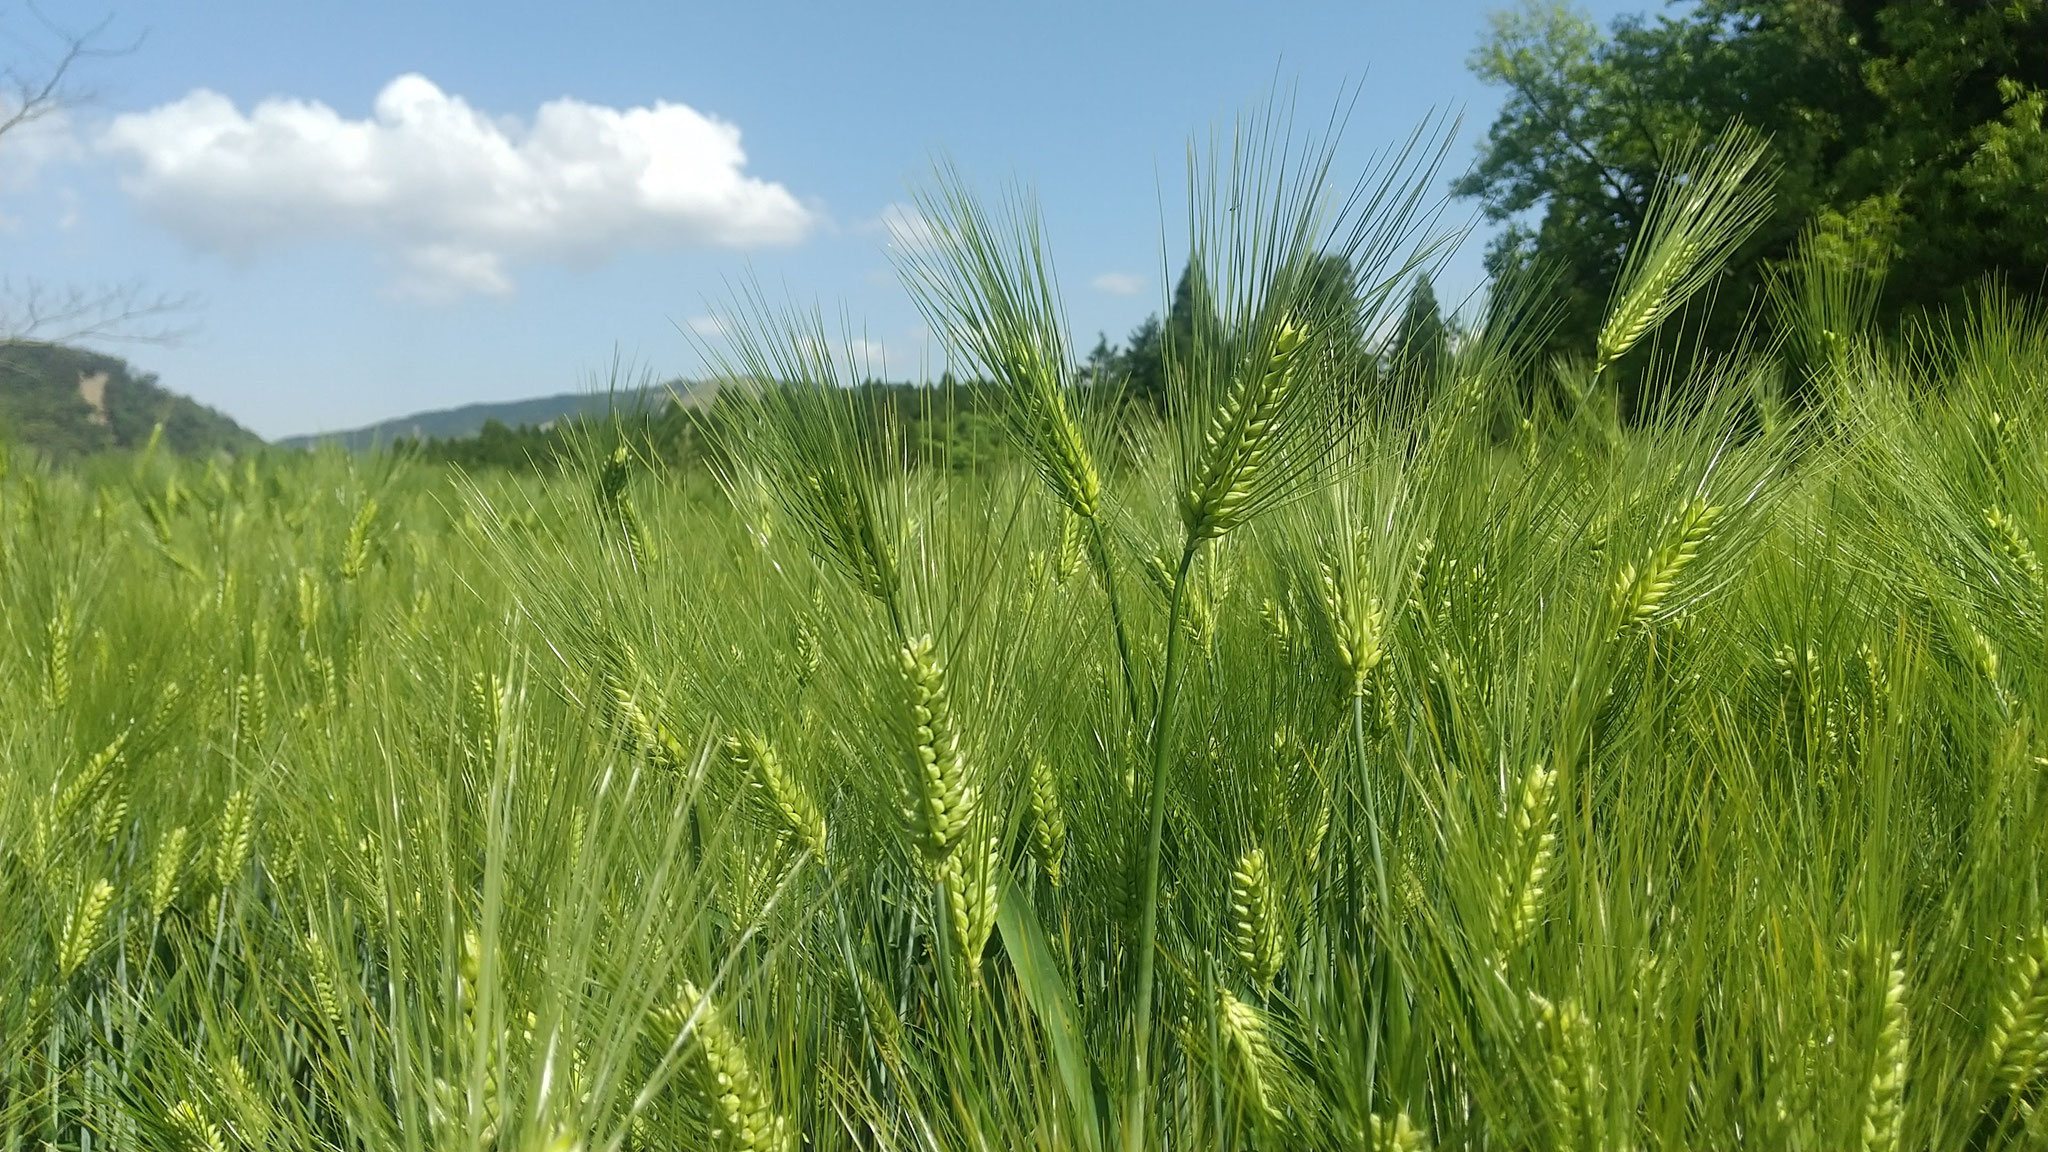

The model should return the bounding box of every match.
[6,118,2048,1152]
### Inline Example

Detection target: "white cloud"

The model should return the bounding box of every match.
[100,74,816,297]
[1091,271,1145,297]
[685,314,728,338]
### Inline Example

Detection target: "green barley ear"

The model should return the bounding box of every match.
[1968,627,2013,713]
[942,834,1001,985]
[1318,546,1386,698]
[150,825,189,917]
[997,332,1102,518]
[1987,927,2048,1095]
[236,671,268,748]
[606,669,688,773]
[1595,122,1776,376]
[792,619,822,687]
[1611,499,1723,633]
[1027,757,1067,886]
[896,634,976,863]
[1493,762,1558,956]
[597,445,657,568]
[296,567,324,638]
[56,878,114,976]
[1055,508,1086,585]
[1862,951,1910,1152]
[1216,985,1284,1119]
[1180,318,1307,543]
[1369,1108,1430,1152]
[895,168,1102,520]
[1230,846,1284,994]
[144,679,183,743]
[56,731,128,828]
[45,603,72,709]
[214,789,256,888]
[1531,992,1607,1148]
[91,780,128,845]
[701,294,902,611]
[726,732,829,865]
[168,1099,231,1152]
[672,981,793,1152]
[855,970,906,1069]
[1405,534,1436,618]
[340,496,378,581]
[1985,507,2043,587]
[895,634,998,981]
[305,928,346,1027]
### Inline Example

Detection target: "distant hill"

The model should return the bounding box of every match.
[0,341,262,458]
[280,381,717,451]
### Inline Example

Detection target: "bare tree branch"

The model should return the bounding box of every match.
[0,5,190,346]
[0,4,137,142]
[0,278,199,345]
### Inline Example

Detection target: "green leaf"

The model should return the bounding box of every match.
[995,876,1101,1152]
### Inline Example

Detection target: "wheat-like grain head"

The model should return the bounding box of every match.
[1594,123,1776,377]
[896,634,976,863]
[1230,846,1284,994]
[1987,927,2048,1095]
[726,732,829,866]
[1181,319,1307,544]
[1612,499,1723,634]
[1027,757,1067,887]
[671,980,792,1152]
[57,878,113,977]
[1495,761,1558,956]
[214,788,256,888]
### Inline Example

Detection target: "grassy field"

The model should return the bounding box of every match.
[6,119,2048,1152]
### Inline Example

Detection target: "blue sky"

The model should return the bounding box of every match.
[3,0,1651,439]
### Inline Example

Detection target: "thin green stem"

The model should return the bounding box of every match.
[1354,691,1394,1122]
[1086,514,1144,725]
[1122,539,1198,1152]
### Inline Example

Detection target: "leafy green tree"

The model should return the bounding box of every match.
[1115,254,1371,415]
[1385,275,1451,401]
[1117,315,1167,413]
[1459,0,2048,366]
